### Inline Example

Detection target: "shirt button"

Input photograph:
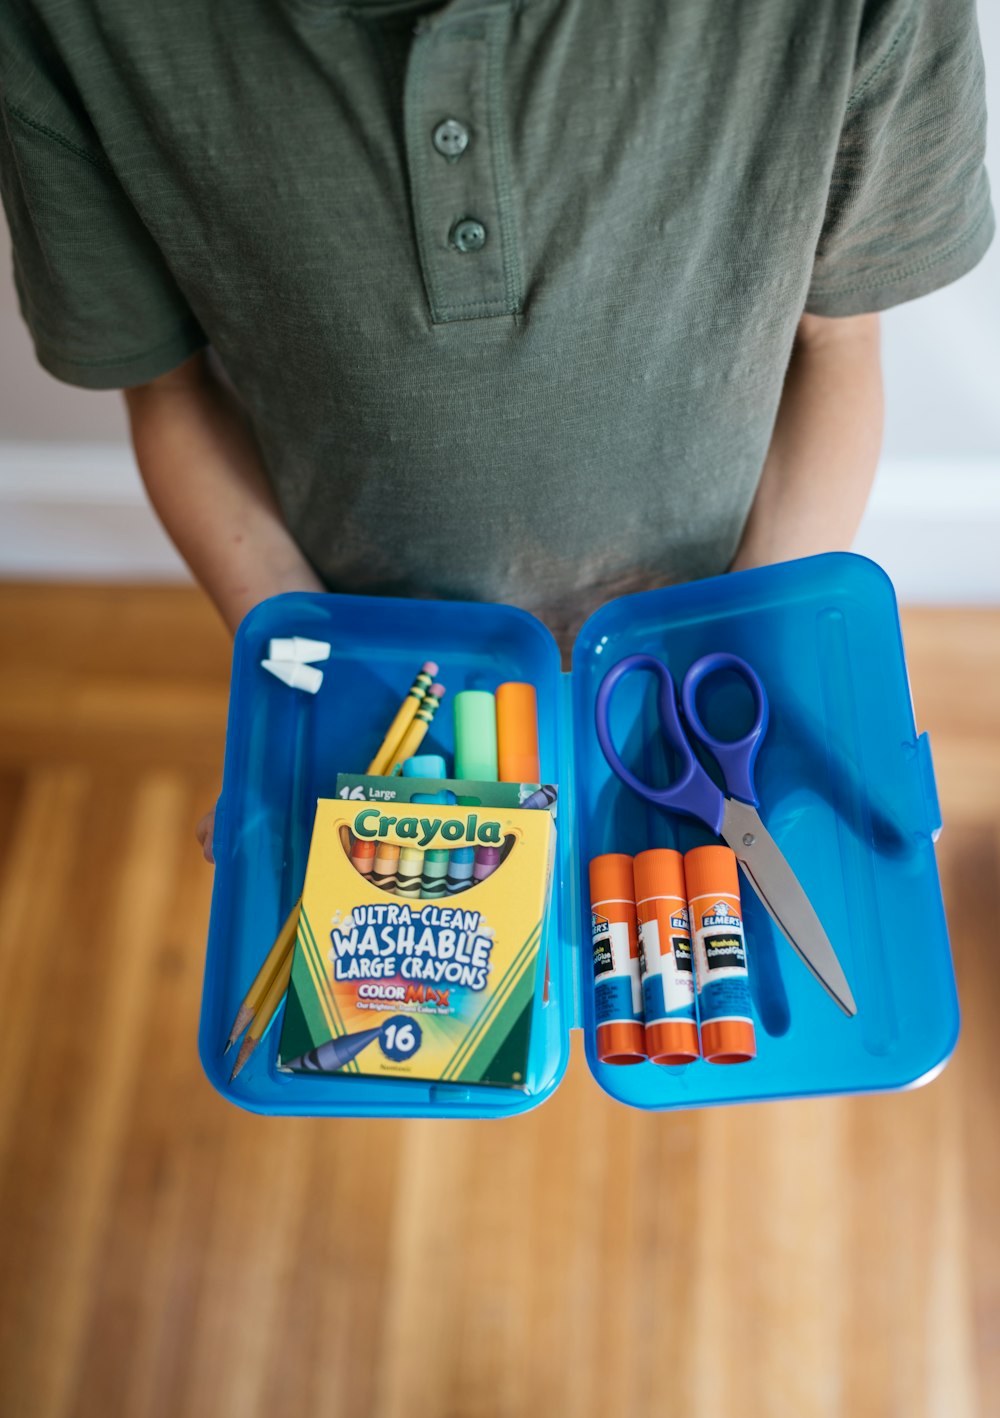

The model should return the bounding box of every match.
[433,118,470,160]
[450,218,487,253]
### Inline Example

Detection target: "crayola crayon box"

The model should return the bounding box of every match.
[276,796,556,1088]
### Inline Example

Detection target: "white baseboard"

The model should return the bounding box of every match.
[852,457,1000,603]
[0,443,190,580]
[0,443,998,602]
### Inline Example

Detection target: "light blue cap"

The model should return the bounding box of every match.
[402,754,447,778]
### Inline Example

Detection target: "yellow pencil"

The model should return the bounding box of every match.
[386,683,446,774]
[224,900,300,1053]
[229,941,296,1081]
[367,662,439,775]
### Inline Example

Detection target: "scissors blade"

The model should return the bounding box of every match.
[720,798,858,1017]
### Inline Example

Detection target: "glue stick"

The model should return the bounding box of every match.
[589,854,646,1064]
[685,845,756,1064]
[633,850,699,1065]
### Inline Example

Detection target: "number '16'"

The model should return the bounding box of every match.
[384,1022,415,1053]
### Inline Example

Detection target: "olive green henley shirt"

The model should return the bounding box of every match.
[0,0,993,642]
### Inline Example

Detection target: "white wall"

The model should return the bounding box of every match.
[880,0,1000,464]
[1,5,998,598]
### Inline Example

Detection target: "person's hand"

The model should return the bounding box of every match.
[196,807,215,864]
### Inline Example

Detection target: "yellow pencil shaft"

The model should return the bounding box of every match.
[390,715,430,769]
[387,695,441,773]
[367,688,424,775]
[246,941,296,1044]
[240,900,299,1016]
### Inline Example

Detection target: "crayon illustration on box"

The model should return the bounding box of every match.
[277,796,556,1088]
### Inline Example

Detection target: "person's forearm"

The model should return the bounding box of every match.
[123,352,323,633]
[729,312,883,573]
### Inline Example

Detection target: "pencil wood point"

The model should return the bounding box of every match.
[225,1003,254,1051]
[229,1034,259,1082]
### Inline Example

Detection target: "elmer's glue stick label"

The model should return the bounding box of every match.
[589,854,646,1065]
[685,845,756,1064]
[633,850,699,1065]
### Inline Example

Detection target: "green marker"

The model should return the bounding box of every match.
[453,690,499,781]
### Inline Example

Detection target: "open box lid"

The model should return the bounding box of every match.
[198,552,957,1118]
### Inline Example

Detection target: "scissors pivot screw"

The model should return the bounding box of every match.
[742,832,756,847]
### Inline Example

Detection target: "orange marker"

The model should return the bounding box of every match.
[589,854,646,1064]
[685,845,756,1064]
[633,850,699,1065]
[496,682,540,783]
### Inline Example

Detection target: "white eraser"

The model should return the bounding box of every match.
[262,659,324,693]
[267,636,331,664]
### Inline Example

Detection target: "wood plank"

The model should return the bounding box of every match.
[0,583,230,678]
[0,584,230,770]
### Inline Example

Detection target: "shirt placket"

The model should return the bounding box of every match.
[403,3,522,323]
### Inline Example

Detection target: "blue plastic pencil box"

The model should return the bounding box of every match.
[198,552,957,1118]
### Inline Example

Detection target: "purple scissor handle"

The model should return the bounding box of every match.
[594,652,768,837]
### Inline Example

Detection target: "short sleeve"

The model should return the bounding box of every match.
[805,0,995,317]
[0,81,207,389]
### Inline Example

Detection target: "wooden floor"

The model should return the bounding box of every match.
[0,585,997,1418]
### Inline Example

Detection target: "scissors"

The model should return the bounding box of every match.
[595,652,857,1017]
